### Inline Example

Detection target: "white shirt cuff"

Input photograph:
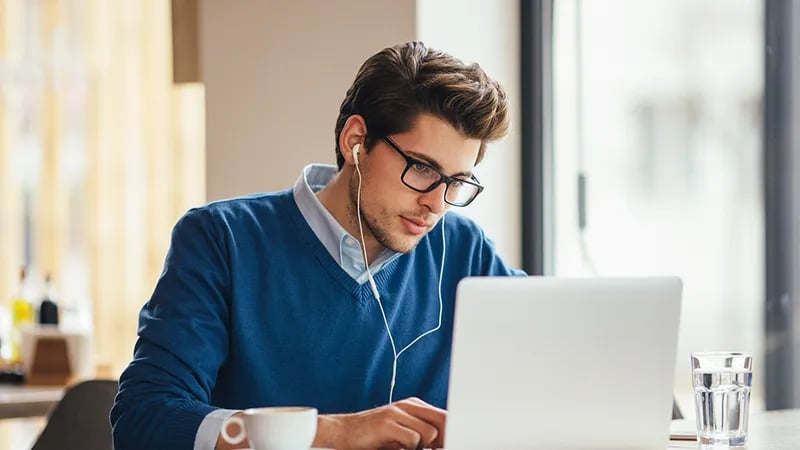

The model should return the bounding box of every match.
[194,408,241,450]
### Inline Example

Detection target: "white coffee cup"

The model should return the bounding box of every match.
[221,406,318,450]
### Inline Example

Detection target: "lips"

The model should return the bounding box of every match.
[402,216,429,227]
[400,216,432,235]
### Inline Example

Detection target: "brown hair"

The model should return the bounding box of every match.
[334,41,509,169]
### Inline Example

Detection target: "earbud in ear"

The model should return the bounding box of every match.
[353,144,361,166]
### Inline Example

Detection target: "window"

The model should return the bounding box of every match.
[549,0,765,412]
[0,0,204,374]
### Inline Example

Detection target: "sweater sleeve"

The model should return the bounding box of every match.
[111,207,232,450]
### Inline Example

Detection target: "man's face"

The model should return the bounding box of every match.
[349,114,481,254]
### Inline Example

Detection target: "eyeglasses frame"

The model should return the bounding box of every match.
[381,136,485,207]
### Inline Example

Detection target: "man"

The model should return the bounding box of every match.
[111,41,523,450]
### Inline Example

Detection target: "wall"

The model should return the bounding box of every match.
[201,0,522,267]
[201,0,416,198]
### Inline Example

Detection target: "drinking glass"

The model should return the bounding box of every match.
[691,352,752,447]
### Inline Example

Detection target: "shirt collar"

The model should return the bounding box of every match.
[292,164,399,282]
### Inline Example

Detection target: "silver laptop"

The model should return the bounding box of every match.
[445,277,682,450]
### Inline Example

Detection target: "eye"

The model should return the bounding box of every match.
[411,162,435,175]
[449,179,465,191]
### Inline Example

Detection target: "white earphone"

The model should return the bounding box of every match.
[351,139,445,404]
[352,143,360,166]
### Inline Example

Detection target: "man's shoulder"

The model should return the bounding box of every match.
[179,190,296,229]
[429,211,489,251]
[198,190,293,216]
[441,211,485,236]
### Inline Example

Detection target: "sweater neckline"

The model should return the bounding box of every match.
[284,191,403,303]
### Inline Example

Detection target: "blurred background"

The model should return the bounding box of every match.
[551,0,765,415]
[0,0,798,447]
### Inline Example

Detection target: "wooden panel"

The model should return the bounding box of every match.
[0,0,24,310]
[171,0,200,83]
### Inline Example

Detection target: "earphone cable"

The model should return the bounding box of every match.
[354,151,445,404]
[354,160,399,402]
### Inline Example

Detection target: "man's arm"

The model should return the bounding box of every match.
[212,398,446,450]
[111,208,233,449]
[473,223,526,277]
[314,398,446,450]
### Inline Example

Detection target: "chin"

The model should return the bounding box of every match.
[364,213,429,254]
[387,234,427,254]
[389,242,418,254]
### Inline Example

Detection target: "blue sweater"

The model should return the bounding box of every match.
[111,190,522,449]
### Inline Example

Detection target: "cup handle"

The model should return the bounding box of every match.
[221,415,246,445]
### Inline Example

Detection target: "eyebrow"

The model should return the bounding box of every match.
[405,150,474,179]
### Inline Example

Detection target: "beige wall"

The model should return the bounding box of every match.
[201,0,522,267]
[201,0,416,199]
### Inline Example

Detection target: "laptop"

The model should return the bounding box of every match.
[445,276,682,450]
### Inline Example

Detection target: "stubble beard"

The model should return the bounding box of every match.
[348,172,421,255]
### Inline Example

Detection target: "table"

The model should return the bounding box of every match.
[669,408,800,449]
[0,385,63,450]
[0,417,45,450]
[0,402,795,450]
[0,385,64,419]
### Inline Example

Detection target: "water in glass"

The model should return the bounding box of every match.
[693,368,752,447]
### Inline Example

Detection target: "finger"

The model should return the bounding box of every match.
[389,406,439,448]
[427,428,445,450]
[395,399,447,434]
[427,430,445,450]
[395,397,447,424]
[384,420,422,450]
[396,399,447,449]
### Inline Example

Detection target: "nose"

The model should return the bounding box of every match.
[418,182,448,215]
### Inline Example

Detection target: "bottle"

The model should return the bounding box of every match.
[10,267,35,362]
[39,273,59,326]
[0,294,10,362]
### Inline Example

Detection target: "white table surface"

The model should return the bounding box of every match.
[668,408,800,449]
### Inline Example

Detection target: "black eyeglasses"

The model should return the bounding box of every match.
[382,136,484,207]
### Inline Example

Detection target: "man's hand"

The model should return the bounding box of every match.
[313,397,447,450]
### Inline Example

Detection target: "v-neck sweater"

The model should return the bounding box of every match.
[111,189,522,450]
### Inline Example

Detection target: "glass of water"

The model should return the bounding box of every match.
[691,352,753,447]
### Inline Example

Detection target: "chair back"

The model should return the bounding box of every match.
[31,379,119,450]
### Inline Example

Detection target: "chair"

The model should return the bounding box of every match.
[31,379,119,450]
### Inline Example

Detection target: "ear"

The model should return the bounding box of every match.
[340,115,367,166]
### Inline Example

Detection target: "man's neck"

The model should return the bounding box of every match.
[316,167,384,264]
